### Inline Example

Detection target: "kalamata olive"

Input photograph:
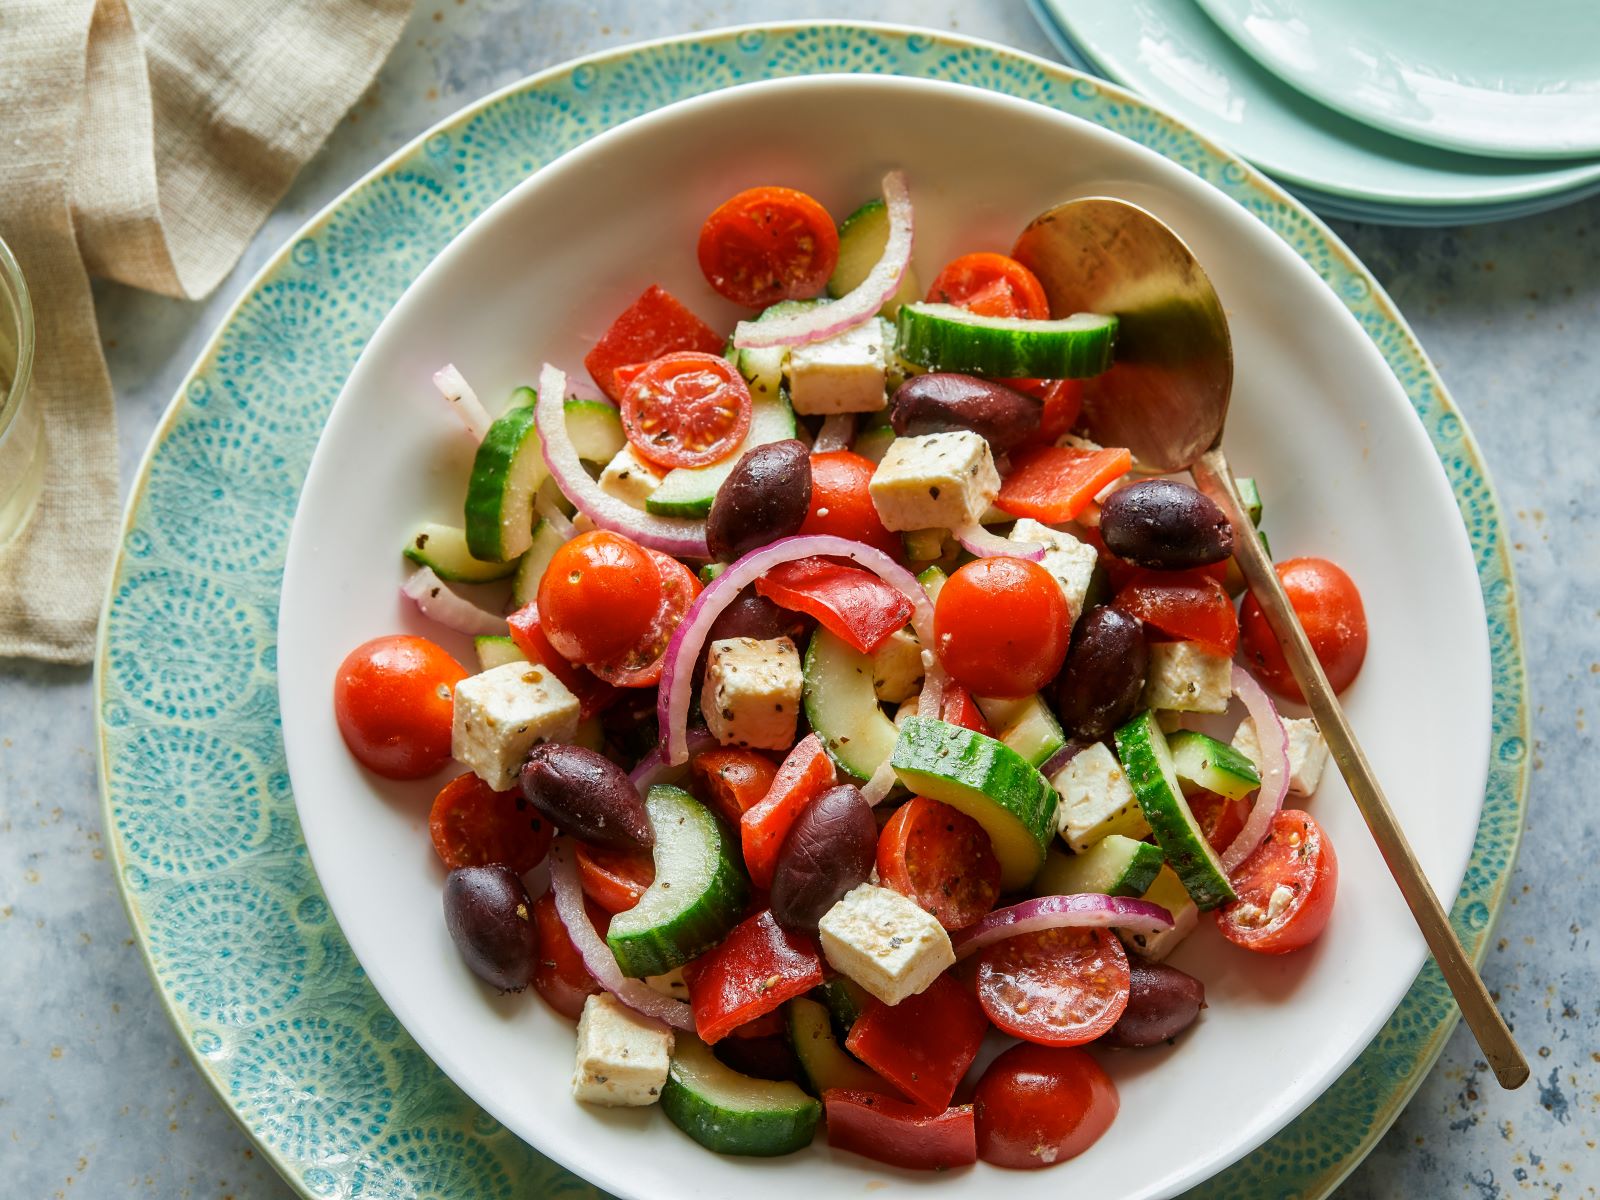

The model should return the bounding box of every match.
[443,865,540,991]
[770,784,877,931]
[1103,960,1206,1047]
[706,439,812,561]
[519,744,653,852]
[890,373,1042,453]
[1053,606,1148,740]
[1099,479,1234,569]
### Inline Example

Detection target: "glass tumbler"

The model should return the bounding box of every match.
[0,234,44,546]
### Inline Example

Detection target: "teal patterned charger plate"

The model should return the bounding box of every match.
[95,22,1528,1200]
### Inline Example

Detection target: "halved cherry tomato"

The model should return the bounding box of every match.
[823,1091,978,1171]
[798,449,903,559]
[934,557,1070,698]
[927,252,1050,321]
[1114,569,1239,657]
[938,681,992,735]
[588,552,702,688]
[973,1043,1119,1169]
[1034,379,1084,444]
[691,748,779,824]
[429,772,553,873]
[977,927,1130,1047]
[753,556,913,655]
[583,284,724,404]
[739,733,836,889]
[846,973,989,1111]
[504,603,618,719]
[574,843,654,914]
[1240,557,1368,703]
[682,910,824,1044]
[697,186,839,309]
[537,531,662,665]
[334,635,466,779]
[1190,789,1250,855]
[620,351,752,470]
[531,890,603,1020]
[1217,809,1339,954]
[876,796,1001,931]
[996,444,1133,524]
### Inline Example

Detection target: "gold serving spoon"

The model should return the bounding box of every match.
[1013,197,1528,1089]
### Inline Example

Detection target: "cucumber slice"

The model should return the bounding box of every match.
[890,716,1058,890]
[1169,730,1261,802]
[1034,836,1164,899]
[563,398,625,463]
[464,402,546,561]
[698,561,728,585]
[896,303,1117,379]
[802,628,899,783]
[661,1034,820,1157]
[900,527,945,563]
[605,787,748,977]
[1119,865,1199,961]
[509,517,568,607]
[403,522,517,583]
[473,635,527,671]
[1236,476,1263,526]
[787,997,881,1095]
[827,199,920,314]
[818,976,870,1038]
[975,693,1067,769]
[644,391,798,517]
[736,300,827,401]
[1113,712,1236,910]
[915,564,948,604]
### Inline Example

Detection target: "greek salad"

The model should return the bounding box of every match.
[332,172,1368,1171]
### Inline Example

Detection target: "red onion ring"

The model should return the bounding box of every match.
[629,728,717,794]
[952,893,1175,961]
[400,566,507,636]
[813,413,856,454]
[534,492,578,542]
[953,522,1045,561]
[433,363,491,440]
[1221,665,1291,874]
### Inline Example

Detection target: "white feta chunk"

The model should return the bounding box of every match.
[1118,866,1198,961]
[1050,741,1151,852]
[451,661,580,791]
[1142,641,1233,714]
[1009,518,1099,627]
[785,318,891,415]
[1057,433,1104,452]
[870,626,924,703]
[571,993,673,1107]
[1232,716,1331,796]
[817,883,955,1007]
[868,431,1000,532]
[700,636,802,751]
[597,443,664,510]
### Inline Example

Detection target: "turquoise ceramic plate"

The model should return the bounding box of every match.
[1030,0,1600,222]
[96,22,1528,1200]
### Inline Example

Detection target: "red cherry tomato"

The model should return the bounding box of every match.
[1189,789,1250,854]
[934,557,1070,698]
[876,796,1001,930]
[977,927,1131,1047]
[927,252,1051,320]
[530,891,603,1020]
[428,773,553,873]
[973,1043,1119,1169]
[574,843,655,915]
[333,635,466,779]
[697,186,840,309]
[1034,378,1084,443]
[1217,809,1339,954]
[691,748,780,824]
[1240,557,1368,703]
[619,351,752,470]
[587,551,701,688]
[537,531,662,665]
[798,450,903,559]
[1114,569,1240,658]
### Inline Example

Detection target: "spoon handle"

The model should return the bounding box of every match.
[1192,448,1528,1090]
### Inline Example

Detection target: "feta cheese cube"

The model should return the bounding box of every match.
[868,431,1001,532]
[1050,741,1151,852]
[700,636,802,751]
[597,444,665,510]
[786,318,891,415]
[1142,641,1232,714]
[1232,716,1331,796]
[818,883,955,1006]
[871,626,924,703]
[1009,518,1099,627]
[452,661,581,790]
[571,993,673,1107]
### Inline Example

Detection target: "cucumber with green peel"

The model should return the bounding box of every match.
[698,561,728,585]
[1236,476,1263,526]
[827,199,921,314]
[403,522,517,582]
[1119,865,1199,961]
[802,628,899,783]
[605,787,749,977]
[787,997,881,1095]
[509,517,568,607]
[900,527,945,563]
[896,303,1118,379]
[817,976,870,1038]
[976,693,1068,769]
[1034,836,1164,899]
[661,1035,820,1156]
[915,564,948,604]
[464,402,546,561]
[562,398,625,463]
[473,635,526,671]
[644,391,798,517]
[1169,730,1261,802]
[735,299,827,400]
[891,716,1059,890]
[1113,712,1236,910]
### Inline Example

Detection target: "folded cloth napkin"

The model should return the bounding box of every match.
[0,0,409,663]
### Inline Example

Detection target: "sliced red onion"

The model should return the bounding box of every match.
[547,839,694,1031]
[1221,664,1291,874]
[917,648,946,720]
[534,491,578,542]
[1040,739,1090,779]
[658,534,935,765]
[862,757,899,806]
[952,893,1175,961]
[813,413,856,454]
[433,363,491,441]
[401,566,507,636]
[534,364,709,559]
[629,728,717,794]
[954,522,1045,561]
[733,171,912,350]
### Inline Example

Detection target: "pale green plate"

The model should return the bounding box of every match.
[96,22,1528,1200]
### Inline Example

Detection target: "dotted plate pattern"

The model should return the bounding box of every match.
[96,23,1528,1200]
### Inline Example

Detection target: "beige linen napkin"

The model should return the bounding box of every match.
[0,0,409,663]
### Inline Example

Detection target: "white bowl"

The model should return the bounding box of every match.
[278,75,1489,1200]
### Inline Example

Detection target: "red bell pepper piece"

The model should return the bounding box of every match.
[691,748,779,824]
[727,1009,787,1040]
[1034,378,1084,444]
[583,284,724,404]
[938,681,991,735]
[505,602,618,719]
[996,444,1133,524]
[1113,569,1239,657]
[530,891,604,1020]
[753,557,913,655]
[740,733,836,889]
[845,973,989,1111]
[681,910,824,1044]
[823,1090,978,1170]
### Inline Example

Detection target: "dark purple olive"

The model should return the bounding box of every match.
[770,784,877,931]
[1104,960,1206,1047]
[890,373,1042,453]
[706,439,812,561]
[1099,479,1234,569]
[519,744,652,852]
[443,865,540,991]
[1053,606,1148,740]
